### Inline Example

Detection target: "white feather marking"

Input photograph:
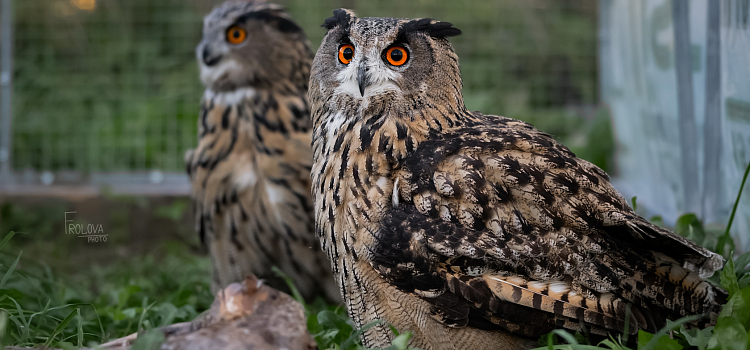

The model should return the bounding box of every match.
[376,176,388,188]
[440,206,451,221]
[204,87,255,105]
[527,281,547,291]
[505,276,527,285]
[325,112,347,140]
[265,184,285,205]
[549,281,570,294]
[235,170,257,189]
[200,59,242,88]
[393,178,399,207]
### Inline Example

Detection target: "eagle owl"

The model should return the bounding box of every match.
[309,9,726,349]
[185,0,339,303]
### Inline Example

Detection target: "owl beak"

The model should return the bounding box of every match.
[199,42,222,67]
[357,62,371,97]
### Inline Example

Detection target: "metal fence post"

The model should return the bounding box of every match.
[702,0,722,222]
[0,0,13,182]
[672,0,700,213]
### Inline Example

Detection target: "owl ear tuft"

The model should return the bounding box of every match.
[401,18,462,39]
[322,8,354,31]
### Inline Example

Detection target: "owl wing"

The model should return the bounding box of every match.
[370,115,724,338]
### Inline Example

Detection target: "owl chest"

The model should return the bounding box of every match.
[314,151,396,256]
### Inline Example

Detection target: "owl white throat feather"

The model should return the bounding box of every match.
[308,8,725,350]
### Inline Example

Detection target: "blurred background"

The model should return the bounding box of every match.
[0,0,748,346]
[0,0,607,268]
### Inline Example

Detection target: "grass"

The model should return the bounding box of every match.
[0,200,747,349]
[0,166,746,349]
[0,162,746,349]
[0,231,212,348]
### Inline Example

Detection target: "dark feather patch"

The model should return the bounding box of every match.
[237,9,304,34]
[398,18,462,41]
[322,8,353,31]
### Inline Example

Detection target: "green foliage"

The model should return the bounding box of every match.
[0,230,211,348]
[13,0,203,172]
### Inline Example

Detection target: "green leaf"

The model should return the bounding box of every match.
[630,197,637,212]
[317,310,353,334]
[340,319,382,350]
[718,286,750,330]
[316,310,354,346]
[680,324,712,350]
[675,213,706,244]
[735,251,750,276]
[638,315,701,350]
[637,330,682,350]
[721,253,740,297]
[649,216,666,228]
[130,328,165,350]
[122,307,137,319]
[708,317,749,350]
[382,332,413,350]
[739,274,750,290]
[117,285,142,310]
[716,235,737,259]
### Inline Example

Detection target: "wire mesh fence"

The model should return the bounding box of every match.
[4,0,598,185]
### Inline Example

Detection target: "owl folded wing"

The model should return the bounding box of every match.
[368,114,725,338]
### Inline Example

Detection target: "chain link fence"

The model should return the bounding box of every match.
[1,0,598,192]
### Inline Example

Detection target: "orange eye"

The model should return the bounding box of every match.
[226,26,247,44]
[385,46,409,66]
[338,44,354,64]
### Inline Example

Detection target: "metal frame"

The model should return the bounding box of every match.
[1,0,13,183]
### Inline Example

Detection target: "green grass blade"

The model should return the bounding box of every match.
[43,308,77,347]
[717,160,750,255]
[0,251,22,289]
[137,300,157,333]
[621,302,632,344]
[76,308,83,347]
[272,266,306,307]
[0,232,17,253]
[0,310,8,350]
[6,315,25,344]
[30,300,51,343]
[7,296,31,343]
[87,304,107,343]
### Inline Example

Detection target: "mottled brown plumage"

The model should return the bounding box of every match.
[186,0,338,303]
[309,9,726,349]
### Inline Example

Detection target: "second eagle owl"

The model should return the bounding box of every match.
[309,9,726,349]
[185,0,339,303]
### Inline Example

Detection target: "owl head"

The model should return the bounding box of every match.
[197,0,311,92]
[309,9,463,118]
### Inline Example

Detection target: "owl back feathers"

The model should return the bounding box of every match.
[370,113,725,338]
